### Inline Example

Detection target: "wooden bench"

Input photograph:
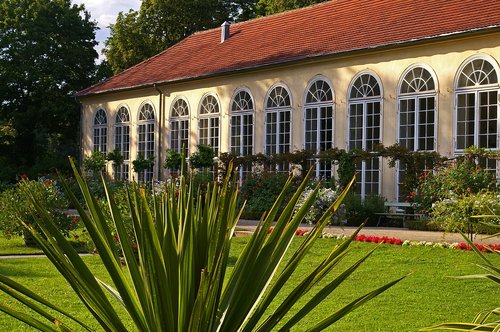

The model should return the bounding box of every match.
[375,202,423,227]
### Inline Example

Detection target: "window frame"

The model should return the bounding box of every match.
[230,88,255,179]
[137,102,156,182]
[347,71,383,198]
[93,108,108,153]
[264,83,293,172]
[170,97,190,155]
[198,93,221,156]
[396,65,438,200]
[454,55,500,155]
[303,76,335,179]
[114,105,131,181]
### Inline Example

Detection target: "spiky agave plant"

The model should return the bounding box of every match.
[0,159,405,331]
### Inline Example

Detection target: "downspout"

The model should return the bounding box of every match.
[75,96,84,172]
[154,84,164,181]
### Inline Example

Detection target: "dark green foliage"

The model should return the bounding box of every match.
[343,193,386,226]
[336,150,357,187]
[106,148,124,181]
[239,171,299,219]
[106,148,124,166]
[412,156,496,214]
[190,144,215,169]
[82,151,107,178]
[163,149,182,171]
[0,178,75,244]
[191,169,213,196]
[256,0,329,15]
[132,153,155,173]
[0,0,99,182]
[382,144,443,202]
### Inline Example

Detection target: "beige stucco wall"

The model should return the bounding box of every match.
[78,32,500,200]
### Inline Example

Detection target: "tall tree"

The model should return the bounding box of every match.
[0,0,98,182]
[256,0,329,15]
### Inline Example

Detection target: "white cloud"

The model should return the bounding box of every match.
[72,0,141,61]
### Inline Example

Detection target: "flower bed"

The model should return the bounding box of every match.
[306,231,500,253]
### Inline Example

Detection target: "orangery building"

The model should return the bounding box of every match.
[76,0,500,201]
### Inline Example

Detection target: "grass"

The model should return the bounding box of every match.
[0,236,43,255]
[0,236,499,331]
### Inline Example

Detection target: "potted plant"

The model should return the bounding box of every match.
[106,148,125,181]
[163,149,182,177]
[132,153,155,178]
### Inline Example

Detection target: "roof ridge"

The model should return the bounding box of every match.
[191,0,337,35]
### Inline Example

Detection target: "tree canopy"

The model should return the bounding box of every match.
[0,0,99,182]
[256,0,328,15]
[104,0,325,74]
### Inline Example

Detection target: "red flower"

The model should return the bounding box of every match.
[295,229,306,236]
[268,227,274,234]
[72,216,79,223]
[21,174,28,180]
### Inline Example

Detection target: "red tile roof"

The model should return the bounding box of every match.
[77,0,500,97]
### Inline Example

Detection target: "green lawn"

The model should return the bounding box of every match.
[0,237,498,331]
[0,236,43,255]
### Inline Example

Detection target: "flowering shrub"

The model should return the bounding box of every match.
[294,186,345,224]
[430,191,500,236]
[412,157,495,214]
[0,177,76,245]
[240,171,299,219]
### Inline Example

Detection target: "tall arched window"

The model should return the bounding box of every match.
[170,98,190,155]
[348,73,382,197]
[93,108,107,153]
[397,65,437,200]
[230,89,254,179]
[137,103,155,182]
[114,106,130,180]
[455,56,499,173]
[304,77,334,179]
[198,94,220,155]
[265,84,292,172]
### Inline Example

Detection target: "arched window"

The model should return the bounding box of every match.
[265,84,292,172]
[137,103,155,182]
[93,108,107,153]
[230,89,254,178]
[455,56,500,173]
[114,106,130,180]
[170,98,190,155]
[198,94,220,155]
[397,65,437,200]
[304,77,334,179]
[348,73,382,197]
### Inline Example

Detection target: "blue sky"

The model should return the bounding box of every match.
[72,0,141,61]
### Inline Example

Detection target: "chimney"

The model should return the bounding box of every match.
[221,21,230,43]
